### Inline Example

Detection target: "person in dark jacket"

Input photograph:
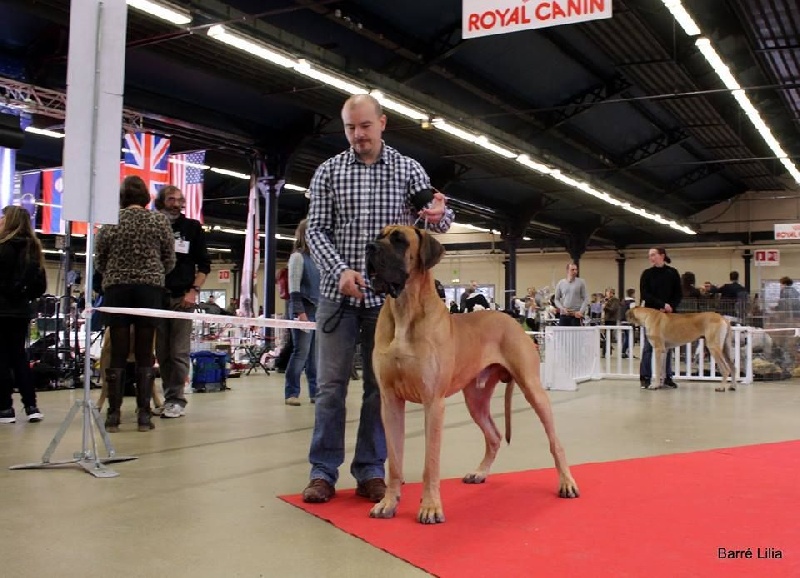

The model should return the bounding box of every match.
[0,206,45,423]
[154,185,211,419]
[95,176,176,432]
[639,246,682,389]
[284,219,320,405]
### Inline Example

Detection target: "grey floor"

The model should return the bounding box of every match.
[1,371,798,577]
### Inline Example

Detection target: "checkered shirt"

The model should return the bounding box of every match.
[306,143,455,308]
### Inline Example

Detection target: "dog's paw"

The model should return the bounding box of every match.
[558,479,580,499]
[728,385,736,391]
[715,386,726,392]
[462,472,487,484]
[417,502,446,524]
[369,497,399,519]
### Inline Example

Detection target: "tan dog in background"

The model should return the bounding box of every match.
[366,225,579,524]
[625,307,736,392]
[96,327,163,410]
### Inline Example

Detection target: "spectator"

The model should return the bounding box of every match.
[639,247,682,389]
[0,206,46,424]
[602,288,620,325]
[95,176,175,432]
[284,219,320,406]
[154,185,211,420]
[301,93,454,504]
[459,280,478,312]
[553,262,588,326]
[202,295,223,315]
[464,287,491,312]
[775,276,800,322]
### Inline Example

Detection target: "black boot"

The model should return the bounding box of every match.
[104,368,125,433]
[135,367,156,432]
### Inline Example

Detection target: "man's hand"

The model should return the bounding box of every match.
[574,311,584,319]
[339,269,366,300]
[663,303,673,313]
[183,288,199,307]
[418,190,447,224]
[297,312,309,322]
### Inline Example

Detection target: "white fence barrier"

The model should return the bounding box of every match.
[542,324,755,390]
[543,326,601,391]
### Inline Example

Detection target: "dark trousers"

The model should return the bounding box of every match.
[559,315,582,327]
[0,317,38,410]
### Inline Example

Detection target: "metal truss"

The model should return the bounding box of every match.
[545,74,633,129]
[0,78,144,129]
[618,128,690,168]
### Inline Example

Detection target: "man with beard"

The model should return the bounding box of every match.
[154,185,211,418]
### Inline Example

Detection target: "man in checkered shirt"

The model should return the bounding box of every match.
[302,94,454,504]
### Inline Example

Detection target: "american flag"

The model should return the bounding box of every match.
[169,150,206,223]
[122,132,171,204]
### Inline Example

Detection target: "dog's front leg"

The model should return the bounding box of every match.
[418,397,446,524]
[370,391,404,519]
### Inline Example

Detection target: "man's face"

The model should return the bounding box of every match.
[164,189,185,217]
[342,101,386,161]
[648,249,664,266]
[567,264,578,280]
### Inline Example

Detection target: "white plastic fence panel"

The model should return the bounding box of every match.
[544,326,601,391]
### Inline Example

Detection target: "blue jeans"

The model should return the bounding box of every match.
[308,297,386,485]
[640,331,673,381]
[284,305,317,400]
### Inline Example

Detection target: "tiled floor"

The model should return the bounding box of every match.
[0,372,797,577]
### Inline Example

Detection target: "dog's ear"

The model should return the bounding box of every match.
[418,230,445,271]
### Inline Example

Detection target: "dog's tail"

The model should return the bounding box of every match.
[504,381,514,444]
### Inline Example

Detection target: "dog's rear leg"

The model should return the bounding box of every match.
[370,392,404,519]
[519,380,580,499]
[461,382,501,484]
[418,397,447,524]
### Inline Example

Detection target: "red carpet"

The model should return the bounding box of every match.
[281,441,800,577]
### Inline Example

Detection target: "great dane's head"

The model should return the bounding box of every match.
[625,306,644,325]
[366,225,445,298]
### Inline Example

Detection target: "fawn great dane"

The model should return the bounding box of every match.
[365,225,579,524]
[625,307,736,392]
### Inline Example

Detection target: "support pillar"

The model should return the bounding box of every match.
[742,250,752,293]
[503,236,519,309]
[616,252,626,299]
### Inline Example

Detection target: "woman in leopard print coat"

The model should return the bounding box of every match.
[95,176,175,432]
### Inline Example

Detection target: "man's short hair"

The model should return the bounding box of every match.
[626,288,635,297]
[729,271,739,281]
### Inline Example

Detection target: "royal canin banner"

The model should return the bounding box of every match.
[463,0,612,39]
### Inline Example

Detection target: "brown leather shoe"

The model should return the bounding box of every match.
[302,479,335,503]
[355,478,387,502]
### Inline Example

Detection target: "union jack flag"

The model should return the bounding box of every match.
[169,150,206,223]
[122,132,171,204]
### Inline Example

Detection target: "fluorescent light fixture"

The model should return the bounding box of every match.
[694,36,800,185]
[661,1,701,36]
[208,25,296,68]
[294,59,367,95]
[283,183,307,192]
[275,234,296,241]
[126,0,191,26]
[695,39,740,90]
[25,126,65,139]
[370,90,428,121]
[208,247,232,253]
[209,167,249,180]
[516,154,552,174]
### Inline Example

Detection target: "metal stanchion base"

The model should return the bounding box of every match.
[9,397,137,478]
[10,455,137,478]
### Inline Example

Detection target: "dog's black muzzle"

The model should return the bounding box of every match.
[366,240,408,299]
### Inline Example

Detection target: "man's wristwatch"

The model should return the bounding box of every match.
[191,285,202,292]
